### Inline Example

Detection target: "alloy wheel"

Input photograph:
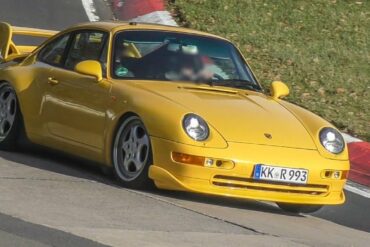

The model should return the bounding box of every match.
[0,85,17,141]
[113,118,151,182]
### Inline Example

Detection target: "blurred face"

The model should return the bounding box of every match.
[180,64,196,80]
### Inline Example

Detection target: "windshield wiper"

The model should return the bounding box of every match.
[173,78,261,92]
[196,78,214,87]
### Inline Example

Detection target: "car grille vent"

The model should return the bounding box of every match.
[212,175,329,196]
[181,86,238,95]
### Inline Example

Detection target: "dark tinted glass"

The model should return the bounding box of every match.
[113,31,260,91]
[65,32,106,70]
[38,34,70,66]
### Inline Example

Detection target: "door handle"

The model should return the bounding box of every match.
[48,77,59,85]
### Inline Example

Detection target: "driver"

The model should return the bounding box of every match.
[168,53,215,81]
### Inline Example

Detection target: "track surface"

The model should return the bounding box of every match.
[0,0,369,246]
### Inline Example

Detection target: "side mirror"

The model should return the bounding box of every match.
[271,81,289,99]
[74,60,103,82]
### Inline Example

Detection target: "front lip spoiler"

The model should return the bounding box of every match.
[149,165,346,205]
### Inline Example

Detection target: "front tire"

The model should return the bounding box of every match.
[0,83,22,150]
[112,116,153,189]
[277,203,323,214]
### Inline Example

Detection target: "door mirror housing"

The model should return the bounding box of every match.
[271,81,289,99]
[74,60,103,82]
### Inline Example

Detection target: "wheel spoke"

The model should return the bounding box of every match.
[0,121,5,135]
[137,133,149,146]
[131,125,140,142]
[6,95,16,113]
[122,159,130,171]
[5,92,14,103]
[132,159,143,171]
[121,140,130,152]
[135,126,149,149]
[0,90,8,102]
[6,99,15,123]
[0,120,9,136]
[129,126,134,140]
[0,86,16,139]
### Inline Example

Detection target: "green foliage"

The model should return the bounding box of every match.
[170,0,369,140]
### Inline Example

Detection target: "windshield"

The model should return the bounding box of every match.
[112,30,261,91]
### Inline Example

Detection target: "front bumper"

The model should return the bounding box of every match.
[149,137,349,205]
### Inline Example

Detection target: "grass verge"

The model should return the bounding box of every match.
[169,0,369,141]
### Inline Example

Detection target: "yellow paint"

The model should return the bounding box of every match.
[0,22,12,61]
[271,81,290,99]
[0,22,56,62]
[148,136,347,204]
[74,60,103,81]
[0,22,349,205]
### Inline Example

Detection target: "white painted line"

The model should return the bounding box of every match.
[341,133,362,143]
[345,181,370,198]
[130,11,178,26]
[81,0,100,22]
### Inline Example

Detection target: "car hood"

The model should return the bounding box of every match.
[135,81,317,149]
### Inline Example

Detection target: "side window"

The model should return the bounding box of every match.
[65,31,107,71]
[38,34,70,66]
[100,40,108,77]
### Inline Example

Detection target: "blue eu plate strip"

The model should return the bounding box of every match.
[254,164,262,179]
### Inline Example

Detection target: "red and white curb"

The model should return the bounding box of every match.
[81,0,100,21]
[112,0,177,26]
[342,134,370,191]
[342,133,370,198]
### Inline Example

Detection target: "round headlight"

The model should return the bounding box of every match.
[183,114,209,141]
[319,128,345,154]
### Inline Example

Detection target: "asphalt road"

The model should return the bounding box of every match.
[0,0,369,246]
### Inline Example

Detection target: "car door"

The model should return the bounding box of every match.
[40,30,111,154]
[28,32,72,137]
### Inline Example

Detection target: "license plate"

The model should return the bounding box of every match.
[253,164,308,184]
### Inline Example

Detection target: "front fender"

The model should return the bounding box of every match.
[279,100,348,161]
[103,82,228,165]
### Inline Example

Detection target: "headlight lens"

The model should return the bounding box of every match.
[183,114,209,141]
[319,128,345,154]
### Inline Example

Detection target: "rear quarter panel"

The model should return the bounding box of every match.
[0,55,47,137]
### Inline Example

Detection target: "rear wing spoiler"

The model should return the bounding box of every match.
[0,22,57,63]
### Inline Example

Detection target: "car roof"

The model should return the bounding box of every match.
[73,21,228,41]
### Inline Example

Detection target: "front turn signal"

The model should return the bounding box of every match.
[172,152,205,166]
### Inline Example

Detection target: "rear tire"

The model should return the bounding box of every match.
[112,116,154,189]
[0,82,22,151]
[277,203,323,214]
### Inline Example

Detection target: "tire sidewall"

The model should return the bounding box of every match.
[0,82,21,150]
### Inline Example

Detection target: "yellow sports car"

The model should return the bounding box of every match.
[0,21,349,213]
